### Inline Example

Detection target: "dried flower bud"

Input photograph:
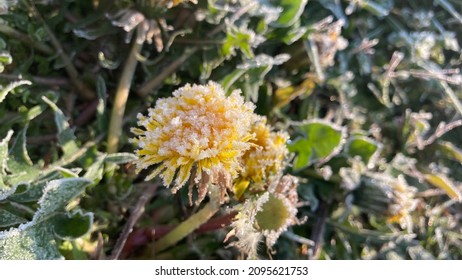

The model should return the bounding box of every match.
[226,175,300,259]
[354,174,418,229]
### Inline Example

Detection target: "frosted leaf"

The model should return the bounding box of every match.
[33,178,92,222]
[0,224,63,260]
[42,97,79,160]
[0,178,93,259]
[237,54,290,70]
[0,130,13,200]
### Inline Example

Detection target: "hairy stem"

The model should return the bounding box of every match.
[107,41,143,153]
[152,184,221,253]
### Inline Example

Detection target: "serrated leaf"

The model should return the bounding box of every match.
[288,120,345,170]
[33,178,92,222]
[272,0,308,28]
[0,209,27,227]
[104,153,137,164]
[42,96,79,160]
[346,136,381,166]
[424,173,462,202]
[52,211,93,240]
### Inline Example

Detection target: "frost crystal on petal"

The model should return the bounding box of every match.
[132,81,257,204]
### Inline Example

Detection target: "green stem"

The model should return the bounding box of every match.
[0,24,53,55]
[107,40,143,153]
[153,184,221,253]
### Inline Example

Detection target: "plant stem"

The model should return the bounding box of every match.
[110,183,158,260]
[106,40,143,153]
[0,24,53,55]
[27,1,95,100]
[309,201,329,259]
[137,47,198,97]
[152,184,221,253]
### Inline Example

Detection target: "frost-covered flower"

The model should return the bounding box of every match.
[226,175,300,259]
[234,118,289,197]
[131,82,257,204]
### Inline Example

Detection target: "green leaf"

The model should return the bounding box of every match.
[42,96,79,160]
[9,172,62,203]
[0,224,63,260]
[6,124,40,185]
[33,178,92,222]
[52,211,93,240]
[438,141,462,164]
[222,24,262,59]
[359,0,392,18]
[346,136,381,166]
[0,209,27,228]
[272,0,308,28]
[0,178,93,259]
[0,51,12,65]
[104,153,137,164]
[220,68,246,94]
[0,80,32,104]
[424,173,462,202]
[0,130,14,199]
[237,54,290,102]
[288,120,346,170]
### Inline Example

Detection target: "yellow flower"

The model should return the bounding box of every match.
[234,118,289,198]
[131,82,257,202]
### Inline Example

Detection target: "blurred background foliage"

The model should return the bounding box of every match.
[1,0,462,259]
